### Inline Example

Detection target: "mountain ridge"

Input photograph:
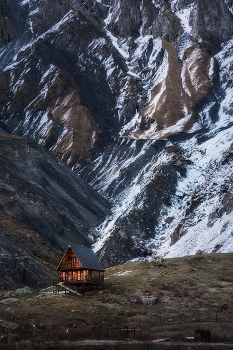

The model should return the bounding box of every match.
[0,0,233,272]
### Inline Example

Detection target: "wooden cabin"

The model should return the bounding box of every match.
[57,245,105,291]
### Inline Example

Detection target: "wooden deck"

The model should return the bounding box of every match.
[54,278,104,293]
[58,276,104,284]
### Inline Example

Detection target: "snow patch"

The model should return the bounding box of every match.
[93,144,174,252]
[153,125,233,257]
[113,269,132,276]
[175,6,193,34]
[20,0,31,5]
[105,29,129,59]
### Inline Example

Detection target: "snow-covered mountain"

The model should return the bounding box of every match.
[0,0,233,267]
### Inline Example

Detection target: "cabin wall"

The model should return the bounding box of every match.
[59,249,82,269]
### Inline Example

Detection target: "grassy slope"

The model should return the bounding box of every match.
[0,212,61,289]
[0,253,232,345]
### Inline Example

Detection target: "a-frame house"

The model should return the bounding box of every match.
[57,245,105,291]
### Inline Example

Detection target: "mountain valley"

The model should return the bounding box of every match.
[0,0,233,283]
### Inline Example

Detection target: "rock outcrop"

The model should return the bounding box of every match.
[190,0,233,42]
[0,0,17,47]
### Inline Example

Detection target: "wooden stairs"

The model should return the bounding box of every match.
[54,282,82,296]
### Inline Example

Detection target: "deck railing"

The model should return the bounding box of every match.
[58,275,104,284]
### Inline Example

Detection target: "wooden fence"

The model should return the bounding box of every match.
[3,342,233,350]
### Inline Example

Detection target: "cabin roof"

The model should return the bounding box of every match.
[57,245,105,271]
[71,246,105,271]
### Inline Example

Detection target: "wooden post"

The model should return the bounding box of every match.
[216,310,218,322]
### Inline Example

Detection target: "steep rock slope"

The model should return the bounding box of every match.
[0,128,110,253]
[0,0,126,166]
[80,0,233,265]
[0,0,233,266]
[157,133,233,257]
[0,212,62,290]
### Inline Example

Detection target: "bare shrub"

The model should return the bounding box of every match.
[173,286,189,297]
[218,275,233,283]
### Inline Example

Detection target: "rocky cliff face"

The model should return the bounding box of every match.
[0,129,110,251]
[0,0,233,269]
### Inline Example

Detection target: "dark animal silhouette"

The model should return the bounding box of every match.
[221,304,228,312]
[195,329,211,342]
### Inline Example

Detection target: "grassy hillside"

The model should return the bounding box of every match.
[0,253,233,348]
[0,212,61,289]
